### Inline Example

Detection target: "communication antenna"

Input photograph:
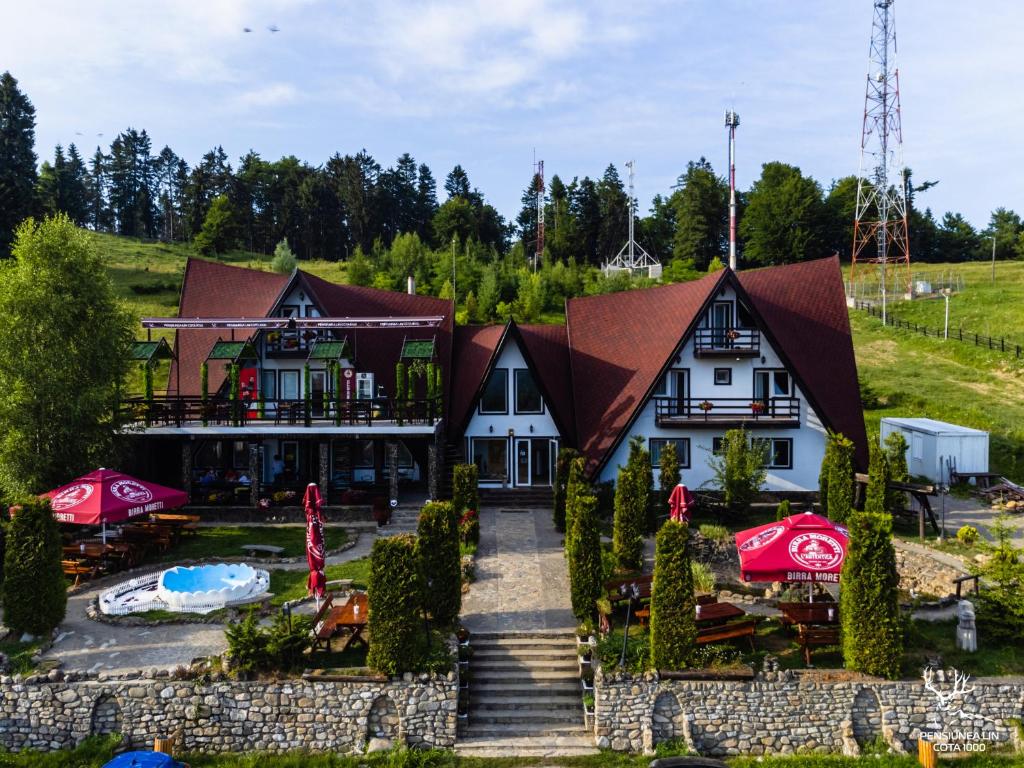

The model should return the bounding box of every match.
[534,159,545,272]
[849,0,912,317]
[725,110,740,270]
[603,160,662,279]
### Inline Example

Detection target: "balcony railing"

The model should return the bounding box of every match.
[693,327,760,357]
[264,330,322,356]
[121,395,442,428]
[654,396,800,428]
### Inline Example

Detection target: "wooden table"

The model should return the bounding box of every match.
[330,593,369,652]
[778,601,839,627]
[695,602,746,626]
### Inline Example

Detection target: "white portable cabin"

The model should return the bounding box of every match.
[879,417,989,484]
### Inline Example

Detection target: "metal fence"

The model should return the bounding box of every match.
[854,301,1024,359]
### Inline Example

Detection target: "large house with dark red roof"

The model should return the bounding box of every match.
[124,255,865,505]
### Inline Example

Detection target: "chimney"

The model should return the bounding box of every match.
[407,276,416,295]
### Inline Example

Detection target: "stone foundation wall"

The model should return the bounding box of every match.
[595,668,1024,756]
[0,671,458,754]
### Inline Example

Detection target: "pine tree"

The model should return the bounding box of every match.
[883,432,909,513]
[826,434,856,522]
[840,511,902,679]
[195,195,240,255]
[566,477,602,620]
[553,447,580,533]
[2,498,66,636]
[417,501,461,626]
[864,438,890,514]
[366,535,424,675]
[0,72,38,257]
[658,441,681,526]
[649,520,696,670]
[613,436,650,572]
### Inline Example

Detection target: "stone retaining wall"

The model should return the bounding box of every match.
[594,668,1024,756]
[0,671,458,754]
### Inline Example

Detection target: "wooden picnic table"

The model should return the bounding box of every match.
[150,513,200,536]
[121,523,174,552]
[331,593,369,652]
[777,601,839,627]
[64,540,142,571]
[695,602,746,626]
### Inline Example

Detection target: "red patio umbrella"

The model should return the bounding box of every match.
[735,512,849,591]
[303,483,326,602]
[43,469,188,541]
[667,483,694,523]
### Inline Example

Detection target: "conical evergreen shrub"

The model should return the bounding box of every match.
[417,501,461,626]
[649,520,696,670]
[2,498,66,636]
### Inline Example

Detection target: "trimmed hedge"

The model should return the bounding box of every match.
[775,498,792,521]
[566,472,602,619]
[564,457,586,541]
[2,498,66,636]
[649,520,696,670]
[840,511,902,679]
[706,427,767,514]
[367,534,424,675]
[864,438,890,514]
[613,436,650,572]
[824,432,855,522]
[451,463,478,515]
[656,441,680,533]
[552,447,580,533]
[417,501,461,626]
[883,431,909,513]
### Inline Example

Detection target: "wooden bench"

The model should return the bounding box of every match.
[62,559,98,587]
[241,544,286,558]
[797,625,840,665]
[953,573,979,599]
[310,594,336,651]
[695,619,757,651]
[605,573,653,603]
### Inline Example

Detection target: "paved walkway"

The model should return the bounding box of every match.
[38,530,373,674]
[461,507,575,633]
[938,495,1024,545]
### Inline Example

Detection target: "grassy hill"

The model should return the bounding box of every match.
[96,233,1024,481]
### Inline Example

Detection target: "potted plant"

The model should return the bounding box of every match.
[725,328,740,341]
[750,400,766,416]
[582,692,595,723]
[698,400,715,414]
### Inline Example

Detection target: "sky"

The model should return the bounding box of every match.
[6,0,1022,229]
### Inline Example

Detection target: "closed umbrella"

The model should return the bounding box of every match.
[303,483,326,604]
[667,483,694,523]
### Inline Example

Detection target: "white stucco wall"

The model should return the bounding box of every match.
[463,337,561,486]
[597,286,828,492]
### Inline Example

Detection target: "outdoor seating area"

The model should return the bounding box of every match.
[310,590,370,654]
[61,513,202,586]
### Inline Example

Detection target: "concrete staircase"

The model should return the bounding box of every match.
[479,487,554,509]
[375,506,420,537]
[457,630,596,757]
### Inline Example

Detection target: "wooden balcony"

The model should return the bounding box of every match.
[121,395,442,430]
[693,327,760,358]
[654,397,800,429]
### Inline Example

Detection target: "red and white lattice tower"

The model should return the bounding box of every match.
[534,159,545,270]
[850,0,911,311]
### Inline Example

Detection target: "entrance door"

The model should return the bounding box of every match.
[531,439,551,486]
[673,370,689,417]
[515,438,531,487]
[310,370,327,417]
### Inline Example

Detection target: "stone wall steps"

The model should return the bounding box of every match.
[456,734,598,757]
[471,660,579,676]
[471,630,577,642]
[472,681,580,697]
[473,647,578,660]
[470,708,584,726]
[461,723,591,739]
[471,694,581,711]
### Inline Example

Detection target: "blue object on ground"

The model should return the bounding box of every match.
[102,752,183,768]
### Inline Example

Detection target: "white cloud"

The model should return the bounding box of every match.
[232,82,300,109]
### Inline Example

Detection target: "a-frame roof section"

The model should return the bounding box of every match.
[737,257,868,469]
[450,321,574,442]
[169,258,289,396]
[566,270,725,475]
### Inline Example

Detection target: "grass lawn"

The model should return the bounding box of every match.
[8,739,1024,767]
[903,619,1024,678]
[0,638,43,676]
[268,558,370,607]
[156,526,349,563]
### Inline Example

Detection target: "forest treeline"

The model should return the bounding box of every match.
[2,71,1023,322]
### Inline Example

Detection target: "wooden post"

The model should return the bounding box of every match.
[919,506,925,541]
[917,738,936,768]
[154,735,175,755]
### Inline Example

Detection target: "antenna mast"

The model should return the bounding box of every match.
[725,110,740,270]
[534,159,545,272]
[849,0,911,316]
[603,160,662,278]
